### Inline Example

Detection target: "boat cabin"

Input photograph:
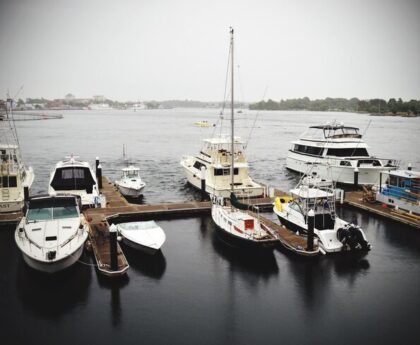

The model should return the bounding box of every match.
[380,170,420,204]
[50,166,96,193]
[121,166,141,179]
[302,125,362,140]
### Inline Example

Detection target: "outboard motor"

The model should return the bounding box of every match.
[337,224,371,251]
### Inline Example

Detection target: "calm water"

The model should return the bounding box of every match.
[1,109,420,344]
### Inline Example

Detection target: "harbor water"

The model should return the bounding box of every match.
[1,109,419,344]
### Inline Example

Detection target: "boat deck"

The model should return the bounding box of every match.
[344,191,420,229]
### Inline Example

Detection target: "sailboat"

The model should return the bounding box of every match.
[0,99,34,213]
[211,28,278,249]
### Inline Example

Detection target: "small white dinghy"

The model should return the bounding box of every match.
[117,221,166,254]
[115,166,146,198]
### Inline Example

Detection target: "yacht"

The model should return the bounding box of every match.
[286,122,399,185]
[210,28,278,249]
[180,136,265,198]
[0,100,35,213]
[15,195,89,273]
[273,173,371,254]
[376,169,420,215]
[117,221,166,254]
[48,155,105,208]
[115,166,146,198]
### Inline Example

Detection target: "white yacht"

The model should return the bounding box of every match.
[273,174,371,254]
[15,195,89,273]
[48,155,105,208]
[0,100,35,213]
[115,166,146,198]
[117,221,166,254]
[286,122,399,185]
[180,136,265,198]
[210,28,278,250]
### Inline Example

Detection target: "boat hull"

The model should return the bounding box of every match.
[122,237,161,255]
[116,184,145,198]
[21,244,85,273]
[0,199,23,213]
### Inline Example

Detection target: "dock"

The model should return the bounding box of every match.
[344,191,420,229]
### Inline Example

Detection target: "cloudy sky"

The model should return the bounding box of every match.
[0,0,419,102]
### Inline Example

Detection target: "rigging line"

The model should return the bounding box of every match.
[244,86,268,149]
[219,40,232,138]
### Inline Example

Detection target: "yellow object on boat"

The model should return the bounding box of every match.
[194,121,213,127]
[275,196,293,211]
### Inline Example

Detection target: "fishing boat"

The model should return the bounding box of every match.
[14,195,89,273]
[115,165,146,198]
[117,221,166,254]
[48,155,106,208]
[194,120,213,127]
[376,169,420,215]
[286,121,399,185]
[273,173,371,254]
[0,99,35,213]
[211,28,278,249]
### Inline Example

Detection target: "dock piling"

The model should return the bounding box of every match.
[408,163,412,171]
[200,166,206,201]
[23,186,29,203]
[354,167,359,190]
[109,224,118,271]
[97,164,103,189]
[307,209,314,251]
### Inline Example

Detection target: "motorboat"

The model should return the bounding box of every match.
[48,155,106,208]
[376,169,420,215]
[180,135,265,198]
[286,121,399,185]
[194,120,213,127]
[210,28,278,249]
[0,100,35,213]
[115,165,146,198]
[117,221,166,254]
[273,173,371,254]
[15,195,89,273]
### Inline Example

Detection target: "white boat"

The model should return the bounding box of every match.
[48,155,106,208]
[286,122,399,185]
[15,195,89,273]
[273,173,371,254]
[115,166,146,198]
[0,100,35,213]
[180,136,265,198]
[88,103,110,110]
[117,221,166,254]
[376,169,420,215]
[211,28,278,249]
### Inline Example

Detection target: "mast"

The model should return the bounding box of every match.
[230,27,234,195]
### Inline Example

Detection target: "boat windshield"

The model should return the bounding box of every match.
[27,206,79,221]
[124,170,139,178]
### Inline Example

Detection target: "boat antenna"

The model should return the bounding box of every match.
[230,27,235,200]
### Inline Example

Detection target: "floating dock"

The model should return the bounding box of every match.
[344,191,420,229]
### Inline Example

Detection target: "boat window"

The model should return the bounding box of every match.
[53,206,79,219]
[27,207,53,221]
[340,161,352,166]
[0,176,17,187]
[193,161,206,170]
[357,159,381,167]
[125,170,139,178]
[293,145,324,156]
[214,168,239,176]
[289,202,302,213]
[327,148,369,157]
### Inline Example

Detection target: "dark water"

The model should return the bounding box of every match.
[1,109,420,344]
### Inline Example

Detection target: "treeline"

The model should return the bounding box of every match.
[249,97,420,115]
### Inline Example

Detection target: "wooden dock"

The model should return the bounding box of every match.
[0,211,23,225]
[344,191,420,229]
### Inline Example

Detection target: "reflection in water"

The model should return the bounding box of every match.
[16,251,92,320]
[123,246,167,279]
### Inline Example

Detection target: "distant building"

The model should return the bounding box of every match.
[65,93,75,102]
[93,95,106,103]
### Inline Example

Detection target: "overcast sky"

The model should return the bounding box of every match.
[0,0,419,102]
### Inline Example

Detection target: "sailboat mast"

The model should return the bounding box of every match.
[230,27,234,195]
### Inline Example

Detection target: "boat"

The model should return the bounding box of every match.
[115,165,146,198]
[116,221,166,254]
[376,169,420,215]
[273,173,371,254]
[48,155,106,208]
[88,103,110,110]
[0,99,35,213]
[194,120,213,127]
[14,195,89,273]
[286,121,399,185]
[210,28,278,249]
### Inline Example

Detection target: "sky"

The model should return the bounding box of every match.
[0,0,419,102]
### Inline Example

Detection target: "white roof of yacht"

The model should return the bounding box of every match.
[122,165,140,171]
[290,187,334,198]
[0,144,18,149]
[56,157,92,168]
[203,136,244,145]
[384,170,420,179]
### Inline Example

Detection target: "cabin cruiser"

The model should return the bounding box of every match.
[15,195,89,273]
[48,156,105,208]
[115,166,146,198]
[0,101,35,213]
[286,122,399,185]
[180,136,265,198]
[376,169,420,215]
[117,221,166,254]
[273,173,371,254]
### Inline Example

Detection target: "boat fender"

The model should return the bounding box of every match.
[274,197,283,212]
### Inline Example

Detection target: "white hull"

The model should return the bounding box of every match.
[21,244,84,273]
[122,237,160,254]
[116,183,145,197]
[117,221,166,254]
[0,199,23,213]
[182,163,264,198]
[376,193,420,215]
[286,153,396,185]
